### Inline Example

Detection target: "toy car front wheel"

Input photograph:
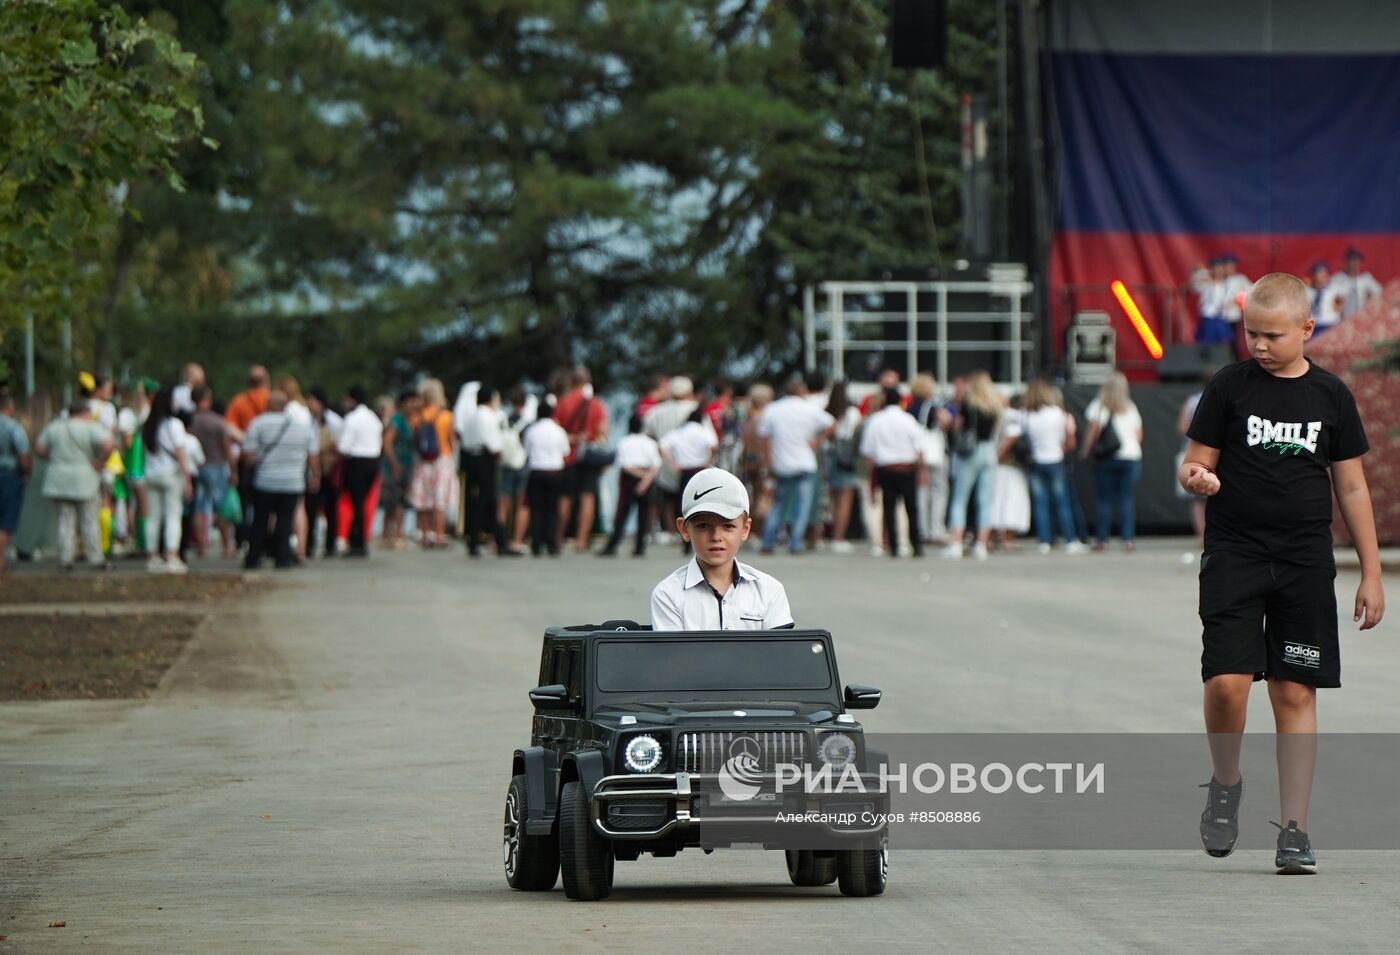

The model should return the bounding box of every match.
[559,780,614,900]
[785,850,837,886]
[503,774,560,891]
[836,846,888,897]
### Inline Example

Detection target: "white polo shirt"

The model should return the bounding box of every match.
[523,418,570,471]
[756,395,835,476]
[336,403,384,459]
[660,420,717,470]
[459,403,504,454]
[650,558,794,631]
[616,433,662,471]
[858,405,924,466]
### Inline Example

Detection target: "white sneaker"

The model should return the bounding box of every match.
[147,557,167,573]
[1180,552,1197,565]
[971,541,989,561]
[940,542,964,560]
[1064,541,1089,555]
[165,557,190,575]
[830,540,854,555]
[896,544,913,558]
[870,545,886,557]
[1036,542,1052,555]
[334,538,350,556]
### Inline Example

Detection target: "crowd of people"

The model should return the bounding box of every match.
[0,358,1158,573]
[1188,246,1383,351]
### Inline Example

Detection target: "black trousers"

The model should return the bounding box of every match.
[527,469,563,555]
[604,473,651,555]
[236,459,256,545]
[876,465,922,555]
[246,489,298,568]
[462,450,505,553]
[343,456,379,551]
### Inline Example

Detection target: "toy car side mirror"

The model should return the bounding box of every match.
[844,683,882,710]
[529,684,572,709]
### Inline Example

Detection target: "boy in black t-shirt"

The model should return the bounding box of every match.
[1180,272,1384,874]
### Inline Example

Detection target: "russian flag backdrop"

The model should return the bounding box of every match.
[1044,0,1400,366]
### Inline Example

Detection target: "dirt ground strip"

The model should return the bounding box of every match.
[0,573,249,701]
[0,572,249,606]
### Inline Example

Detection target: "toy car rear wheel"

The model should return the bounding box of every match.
[559,780,614,900]
[785,850,837,886]
[503,774,560,891]
[836,847,888,897]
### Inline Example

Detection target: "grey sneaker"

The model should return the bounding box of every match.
[1199,776,1243,858]
[1273,820,1317,874]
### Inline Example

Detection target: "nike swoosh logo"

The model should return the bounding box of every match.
[693,486,724,499]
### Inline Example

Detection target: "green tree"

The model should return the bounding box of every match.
[0,0,208,380]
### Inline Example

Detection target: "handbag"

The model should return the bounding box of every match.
[1091,410,1121,461]
[570,398,614,467]
[953,405,980,457]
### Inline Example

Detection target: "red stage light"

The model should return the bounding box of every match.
[1110,281,1164,360]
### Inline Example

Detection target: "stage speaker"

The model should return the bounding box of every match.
[1157,343,1233,382]
[890,0,947,69]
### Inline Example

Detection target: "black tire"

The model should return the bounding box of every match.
[503,774,559,891]
[836,847,888,897]
[785,850,838,886]
[559,780,614,900]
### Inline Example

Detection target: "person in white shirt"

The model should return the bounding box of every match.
[659,409,718,547]
[140,387,192,573]
[1020,377,1083,554]
[1323,246,1382,320]
[859,387,926,557]
[522,402,571,556]
[643,375,701,531]
[1190,257,1229,345]
[1305,261,1341,331]
[1080,372,1145,552]
[650,468,794,631]
[171,363,205,416]
[756,377,835,555]
[459,385,513,557]
[600,415,662,557]
[336,385,385,557]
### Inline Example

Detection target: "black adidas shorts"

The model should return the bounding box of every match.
[1199,550,1340,687]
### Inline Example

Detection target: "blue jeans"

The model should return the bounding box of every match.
[762,471,817,553]
[1094,458,1142,543]
[1028,461,1077,545]
[947,441,998,533]
[194,464,230,517]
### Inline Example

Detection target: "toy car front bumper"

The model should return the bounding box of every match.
[590,771,888,841]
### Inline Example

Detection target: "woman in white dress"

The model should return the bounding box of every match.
[988,402,1031,551]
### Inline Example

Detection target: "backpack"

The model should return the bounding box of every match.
[415,411,442,460]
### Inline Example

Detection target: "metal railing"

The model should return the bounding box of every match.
[803,279,1037,387]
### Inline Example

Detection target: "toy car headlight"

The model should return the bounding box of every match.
[817,732,857,770]
[623,735,664,773]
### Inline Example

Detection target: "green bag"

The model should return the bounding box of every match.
[218,485,242,524]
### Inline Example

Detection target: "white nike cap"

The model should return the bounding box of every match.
[680,468,750,521]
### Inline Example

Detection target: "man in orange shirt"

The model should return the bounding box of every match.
[225,365,271,544]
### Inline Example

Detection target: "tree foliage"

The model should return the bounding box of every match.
[0,0,208,375]
[27,0,1005,397]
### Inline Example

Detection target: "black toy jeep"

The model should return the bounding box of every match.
[503,622,888,900]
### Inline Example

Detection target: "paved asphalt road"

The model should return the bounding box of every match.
[3,541,1398,952]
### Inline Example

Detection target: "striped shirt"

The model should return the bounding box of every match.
[244,412,317,494]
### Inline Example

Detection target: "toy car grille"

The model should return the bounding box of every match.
[607,799,671,830]
[675,731,808,774]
